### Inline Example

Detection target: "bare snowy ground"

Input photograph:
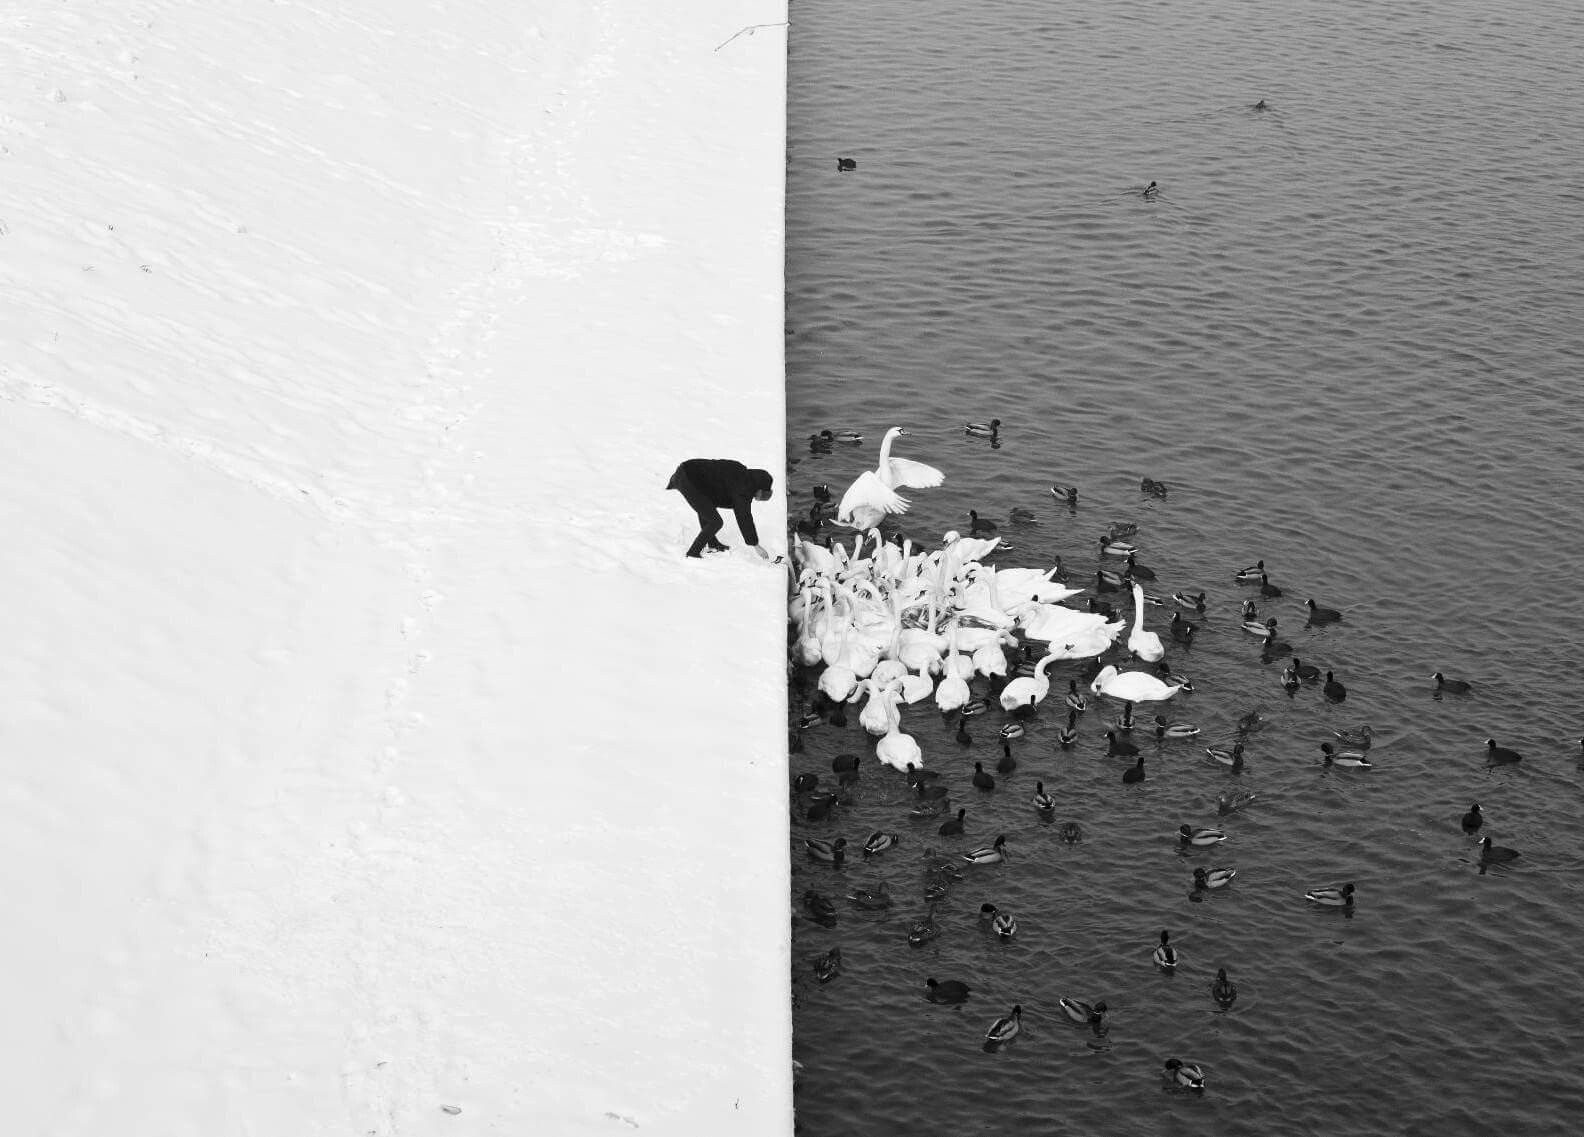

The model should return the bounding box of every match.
[2,2,789,1133]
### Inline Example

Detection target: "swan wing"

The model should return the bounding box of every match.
[838,471,910,524]
[884,456,946,490]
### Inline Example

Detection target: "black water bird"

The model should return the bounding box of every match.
[1432,672,1472,695]
[836,157,857,171]
[1479,836,1520,864]
[1306,599,1343,624]
[1122,754,1146,784]
[925,977,971,1004]
[1461,803,1483,831]
[1484,738,1523,766]
[1323,671,1348,703]
[972,762,997,791]
[938,808,967,836]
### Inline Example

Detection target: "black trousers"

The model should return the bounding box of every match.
[667,464,729,556]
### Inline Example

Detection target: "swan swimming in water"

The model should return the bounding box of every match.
[1090,664,1183,702]
[835,427,945,529]
[1128,582,1165,662]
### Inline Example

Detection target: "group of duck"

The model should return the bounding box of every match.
[788,424,1528,1092]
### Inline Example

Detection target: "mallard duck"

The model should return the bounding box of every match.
[792,772,819,793]
[812,946,842,982]
[1113,701,1137,732]
[1140,477,1169,498]
[980,902,1018,938]
[1332,724,1372,748]
[1153,930,1178,969]
[922,879,952,904]
[1108,520,1139,540]
[925,977,970,1004]
[1242,614,1275,636]
[806,837,848,864]
[998,721,1025,741]
[847,881,892,910]
[1192,866,1237,890]
[1235,560,1265,582]
[1058,997,1107,1030]
[1058,709,1080,747]
[804,792,838,821]
[1057,821,1084,844]
[1323,671,1347,703]
[938,808,967,836]
[1032,781,1057,812]
[1122,754,1146,784]
[1280,665,1300,693]
[1211,967,1237,1007]
[965,419,1002,437]
[1321,742,1372,768]
[1169,612,1197,643]
[1155,718,1200,740]
[801,890,838,924]
[1479,837,1520,864]
[1236,708,1265,734]
[1101,535,1137,557]
[1180,824,1227,846]
[909,798,947,819]
[1306,598,1343,624]
[964,834,1008,864]
[1431,672,1472,695]
[1305,882,1355,907]
[863,830,900,857]
[1485,738,1524,765]
[1217,789,1257,816]
[907,908,940,946]
[959,696,991,717]
[1107,731,1139,758]
[1461,803,1483,831]
[1163,1058,1205,1092]
[1206,741,1244,770]
[1173,590,1207,612]
[1097,565,1126,589]
[1050,484,1079,506]
[836,157,857,172]
[972,762,996,791]
[985,1004,1022,1044]
[1065,681,1088,713]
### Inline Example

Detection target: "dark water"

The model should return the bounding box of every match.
[785,1,1584,1133]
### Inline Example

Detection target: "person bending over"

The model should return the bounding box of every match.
[666,458,774,559]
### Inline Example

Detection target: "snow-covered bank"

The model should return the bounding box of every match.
[2,2,789,1133]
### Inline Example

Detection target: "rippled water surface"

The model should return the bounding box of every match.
[785,1,1584,1133]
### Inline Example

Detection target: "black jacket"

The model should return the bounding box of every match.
[670,458,766,544]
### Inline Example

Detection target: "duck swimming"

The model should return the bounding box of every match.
[1122,754,1146,784]
[1211,967,1237,1007]
[1485,738,1524,765]
[925,977,971,1004]
[985,1004,1022,1044]
[1306,598,1344,624]
[1140,477,1168,498]
[1173,590,1207,612]
[1108,731,1139,758]
[1206,741,1245,771]
[1058,997,1108,1031]
[1192,866,1237,891]
[1431,672,1472,695]
[847,881,892,910]
[1032,781,1057,812]
[801,890,838,925]
[1163,1058,1205,1092]
[1479,836,1520,864]
[1217,789,1257,816]
[1153,930,1178,969]
[1321,742,1372,768]
[981,902,1018,938]
[968,509,998,536]
[836,157,857,171]
[1155,718,1200,740]
[1242,613,1275,636]
[907,908,940,946]
[1057,709,1080,747]
[1101,534,1137,557]
[1291,657,1321,682]
[862,831,900,858]
[964,834,1009,864]
[1323,671,1348,703]
[1065,681,1088,713]
[1050,484,1079,506]
[1235,560,1265,582]
[965,419,1001,438]
[1305,882,1355,907]
[1259,573,1283,598]
[938,808,967,836]
[1461,803,1483,831]
[812,946,842,983]
[1332,724,1373,748]
[972,762,997,791]
[1180,824,1227,846]
[1057,821,1084,844]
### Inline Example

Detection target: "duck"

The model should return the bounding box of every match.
[994,740,1016,776]
[1235,560,1265,582]
[1122,754,1146,784]
[1280,665,1300,693]
[959,696,991,717]
[1259,574,1283,598]
[1211,967,1237,1007]
[1113,701,1137,732]
[998,722,1025,742]
[1306,598,1344,624]
[964,834,1009,864]
[968,509,998,536]
[836,157,857,171]
[1479,836,1520,864]
[1050,484,1079,506]
[1180,824,1227,846]
[1260,629,1293,661]
[909,798,946,819]
[831,751,860,774]
[1032,781,1057,812]
[1108,520,1139,540]
[807,431,833,453]
[916,782,949,801]
[907,908,940,946]
[1057,997,1108,1031]
[1242,613,1275,636]
[1155,718,1201,740]
[1321,742,1372,768]
[1236,708,1265,735]
[1305,881,1355,907]
[925,977,971,1004]
[1057,821,1084,844]
[1101,534,1137,557]
[1332,724,1373,748]
[1107,731,1140,758]
[985,1004,1023,1044]
[804,792,838,822]
[1163,1058,1205,1093]
[1140,477,1169,498]
[972,762,996,791]
[1461,803,1484,832]
[1192,867,1237,892]
[955,716,973,746]
[801,890,838,924]
[1431,672,1472,695]
[1124,552,1157,581]
[847,881,892,910]
[812,946,843,983]
[1173,590,1207,612]
[1065,681,1088,713]
[792,772,819,793]
[863,831,900,858]
[1169,612,1197,644]
[938,808,967,836]
[1153,930,1178,969]
[905,762,940,786]
[965,419,1002,438]
[1094,568,1121,593]
[1484,738,1524,765]
[1057,709,1080,747]
[1217,789,1257,816]
[1322,671,1348,703]
[1206,741,1245,771]
[1009,506,1038,525]
[981,902,1018,938]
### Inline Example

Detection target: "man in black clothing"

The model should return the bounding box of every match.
[666,458,774,559]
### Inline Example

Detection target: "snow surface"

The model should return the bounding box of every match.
[3,2,790,1133]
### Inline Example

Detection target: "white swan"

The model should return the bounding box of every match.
[1089,664,1182,703]
[859,679,900,736]
[875,697,923,771]
[935,624,972,714]
[836,427,945,529]
[998,647,1063,712]
[1128,582,1165,663]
